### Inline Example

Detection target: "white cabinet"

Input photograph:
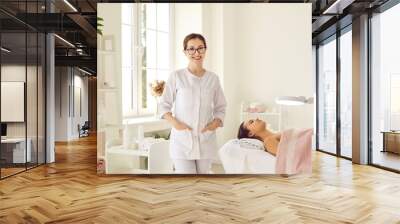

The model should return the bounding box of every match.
[106,140,173,174]
[104,117,172,174]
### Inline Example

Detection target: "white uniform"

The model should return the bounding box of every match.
[159,68,227,161]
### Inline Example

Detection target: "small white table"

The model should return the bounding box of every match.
[1,138,32,163]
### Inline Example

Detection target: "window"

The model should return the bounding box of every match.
[339,28,352,158]
[390,74,400,130]
[317,36,337,154]
[122,3,172,117]
[370,2,400,171]
[316,27,353,159]
[121,4,135,116]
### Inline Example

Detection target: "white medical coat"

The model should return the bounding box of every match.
[159,68,227,160]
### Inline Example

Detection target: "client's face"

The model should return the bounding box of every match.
[244,119,266,136]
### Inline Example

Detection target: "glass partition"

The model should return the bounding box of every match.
[339,28,352,158]
[1,31,28,177]
[0,1,46,179]
[317,36,337,155]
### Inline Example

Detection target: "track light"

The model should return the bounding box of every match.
[1,47,11,53]
[78,67,93,76]
[322,0,354,15]
[54,34,75,48]
[63,0,78,12]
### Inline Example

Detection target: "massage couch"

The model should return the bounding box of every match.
[218,129,313,174]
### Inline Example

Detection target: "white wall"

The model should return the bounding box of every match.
[1,64,46,163]
[1,65,36,138]
[55,67,89,141]
[198,4,313,146]
[173,3,203,69]
[72,74,89,137]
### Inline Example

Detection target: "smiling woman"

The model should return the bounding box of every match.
[159,33,227,174]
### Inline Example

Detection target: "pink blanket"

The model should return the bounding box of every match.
[275,128,313,175]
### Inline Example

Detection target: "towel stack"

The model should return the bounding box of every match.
[139,137,166,151]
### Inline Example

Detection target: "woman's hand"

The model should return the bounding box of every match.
[201,119,222,133]
[163,112,192,131]
[173,119,192,131]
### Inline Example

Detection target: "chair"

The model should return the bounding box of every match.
[79,121,90,138]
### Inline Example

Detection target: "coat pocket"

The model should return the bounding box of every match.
[199,130,216,143]
[173,128,193,149]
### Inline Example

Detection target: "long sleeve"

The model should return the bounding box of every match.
[158,72,176,119]
[213,77,227,126]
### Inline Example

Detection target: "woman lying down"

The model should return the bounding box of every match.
[237,118,281,156]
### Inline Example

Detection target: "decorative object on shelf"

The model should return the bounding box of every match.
[240,101,282,132]
[139,137,166,151]
[275,96,314,106]
[102,35,114,52]
[97,17,104,35]
[241,101,266,113]
[150,80,166,117]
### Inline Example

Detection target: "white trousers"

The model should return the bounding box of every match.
[173,159,212,174]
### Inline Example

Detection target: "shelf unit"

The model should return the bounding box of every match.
[240,106,282,132]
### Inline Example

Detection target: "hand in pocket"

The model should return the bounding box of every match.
[173,119,192,131]
[201,119,221,133]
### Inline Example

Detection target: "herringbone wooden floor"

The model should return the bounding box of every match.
[1,135,400,224]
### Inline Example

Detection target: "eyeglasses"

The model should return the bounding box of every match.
[185,47,206,55]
